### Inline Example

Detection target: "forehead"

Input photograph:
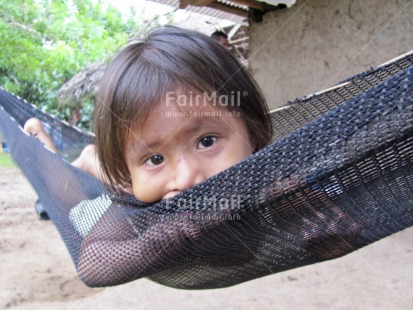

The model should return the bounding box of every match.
[130,101,224,135]
[126,98,243,150]
[131,88,236,129]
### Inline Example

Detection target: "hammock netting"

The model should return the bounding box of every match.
[1,52,413,289]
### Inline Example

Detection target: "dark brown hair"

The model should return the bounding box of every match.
[94,25,273,191]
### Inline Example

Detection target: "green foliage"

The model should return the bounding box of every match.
[0,152,15,167]
[0,0,143,129]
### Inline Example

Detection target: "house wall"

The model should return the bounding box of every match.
[248,0,413,109]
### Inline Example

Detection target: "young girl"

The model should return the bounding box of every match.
[26,25,273,202]
[23,26,275,286]
[25,27,359,288]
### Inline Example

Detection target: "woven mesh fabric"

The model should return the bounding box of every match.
[0,52,413,289]
[0,93,94,162]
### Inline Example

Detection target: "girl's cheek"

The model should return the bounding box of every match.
[133,173,166,203]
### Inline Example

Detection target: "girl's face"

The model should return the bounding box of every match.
[124,98,254,203]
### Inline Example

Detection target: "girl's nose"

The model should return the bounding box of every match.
[170,155,205,192]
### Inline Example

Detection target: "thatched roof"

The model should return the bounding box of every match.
[57,61,106,107]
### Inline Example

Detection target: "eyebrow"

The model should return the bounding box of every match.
[128,114,225,155]
[129,139,161,155]
[181,115,221,133]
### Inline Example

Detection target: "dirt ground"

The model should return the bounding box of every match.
[1,165,413,310]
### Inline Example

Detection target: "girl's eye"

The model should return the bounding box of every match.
[197,136,217,149]
[145,154,164,166]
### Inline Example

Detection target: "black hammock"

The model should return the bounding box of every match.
[0,51,413,290]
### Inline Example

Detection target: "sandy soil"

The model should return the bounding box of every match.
[1,166,413,310]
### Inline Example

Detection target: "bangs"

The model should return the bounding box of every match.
[112,55,176,133]
[112,48,216,136]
